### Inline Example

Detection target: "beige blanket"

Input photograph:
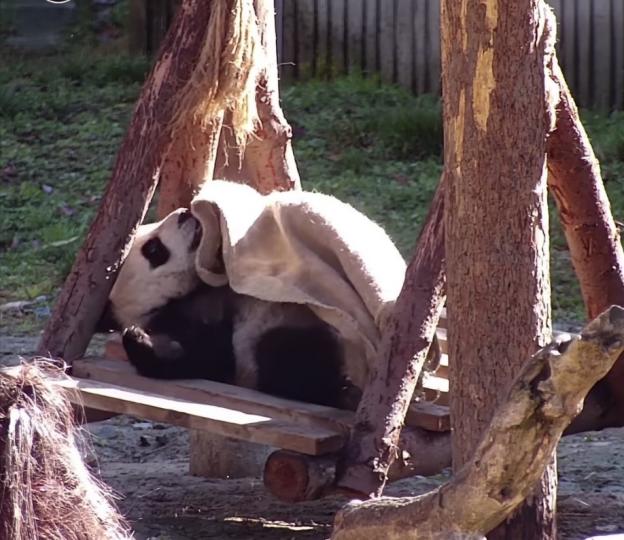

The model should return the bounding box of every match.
[190,180,406,389]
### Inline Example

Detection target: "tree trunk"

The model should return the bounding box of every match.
[214,0,301,192]
[38,0,259,362]
[546,56,624,433]
[183,0,302,478]
[157,116,224,218]
[442,2,557,538]
[335,175,446,498]
[331,306,624,540]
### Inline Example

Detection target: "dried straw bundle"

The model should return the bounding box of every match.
[173,0,262,147]
[0,362,130,540]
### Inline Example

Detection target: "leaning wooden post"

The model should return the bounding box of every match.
[37,0,260,362]
[336,176,446,498]
[332,306,624,539]
[546,56,624,431]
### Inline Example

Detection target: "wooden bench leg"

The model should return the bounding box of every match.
[189,430,274,479]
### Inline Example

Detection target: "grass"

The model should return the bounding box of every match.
[1,43,624,334]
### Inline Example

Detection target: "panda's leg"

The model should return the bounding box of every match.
[253,325,347,408]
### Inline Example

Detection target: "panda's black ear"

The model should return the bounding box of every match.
[95,301,120,333]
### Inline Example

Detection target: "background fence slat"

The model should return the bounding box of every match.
[413,0,428,94]
[614,0,624,110]
[364,0,378,74]
[379,0,396,83]
[427,0,441,95]
[330,0,346,75]
[315,0,329,76]
[346,0,365,73]
[594,0,612,110]
[396,0,413,89]
[280,0,296,79]
[577,0,592,107]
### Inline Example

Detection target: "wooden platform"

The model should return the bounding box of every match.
[0,320,575,456]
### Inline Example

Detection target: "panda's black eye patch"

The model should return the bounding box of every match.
[141,238,170,268]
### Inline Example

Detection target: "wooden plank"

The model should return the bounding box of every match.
[364,0,378,73]
[346,0,365,73]
[396,0,413,89]
[329,0,346,75]
[0,366,344,456]
[74,358,354,434]
[379,0,395,83]
[75,356,451,433]
[593,0,612,110]
[406,401,449,432]
[614,0,624,110]
[427,0,441,95]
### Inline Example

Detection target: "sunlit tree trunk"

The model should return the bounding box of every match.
[442,1,557,537]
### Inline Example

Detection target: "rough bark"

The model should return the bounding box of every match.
[38,0,257,362]
[157,116,224,219]
[214,0,301,193]
[265,427,451,503]
[331,306,624,540]
[335,176,446,498]
[546,56,624,432]
[442,2,557,538]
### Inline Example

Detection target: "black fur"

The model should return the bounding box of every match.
[121,284,237,383]
[254,325,345,407]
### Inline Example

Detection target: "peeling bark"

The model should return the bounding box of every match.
[331,307,624,540]
[335,176,446,498]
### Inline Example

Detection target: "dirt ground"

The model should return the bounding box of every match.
[2,335,624,539]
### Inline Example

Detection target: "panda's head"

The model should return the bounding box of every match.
[100,208,203,330]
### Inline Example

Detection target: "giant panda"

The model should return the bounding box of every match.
[97,208,357,409]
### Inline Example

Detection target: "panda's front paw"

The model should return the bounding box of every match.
[122,325,152,351]
[122,325,157,374]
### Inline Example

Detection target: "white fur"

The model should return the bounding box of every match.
[109,208,200,328]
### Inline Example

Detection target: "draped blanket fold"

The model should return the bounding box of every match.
[191,181,406,389]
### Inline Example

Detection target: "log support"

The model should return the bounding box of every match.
[265,427,451,503]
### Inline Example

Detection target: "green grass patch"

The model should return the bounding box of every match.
[1,47,624,333]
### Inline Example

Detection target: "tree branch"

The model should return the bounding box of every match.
[335,176,446,498]
[547,55,624,432]
[332,306,624,540]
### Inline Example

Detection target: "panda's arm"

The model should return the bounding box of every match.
[122,322,236,382]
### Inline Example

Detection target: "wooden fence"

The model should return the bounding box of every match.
[275,0,624,111]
